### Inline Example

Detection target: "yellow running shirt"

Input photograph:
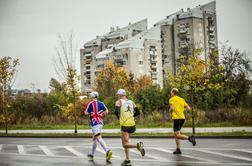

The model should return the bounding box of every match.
[169,95,189,119]
[119,99,136,127]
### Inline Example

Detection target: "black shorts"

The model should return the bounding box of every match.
[173,119,185,132]
[121,126,136,134]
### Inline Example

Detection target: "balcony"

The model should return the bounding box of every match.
[209,40,215,45]
[151,72,158,79]
[85,71,91,75]
[151,65,157,70]
[149,57,158,62]
[208,26,214,33]
[209,32,214,37]
[209,44,215,49]
[178,42,189,49]
[178,28,188,34]
[85,53,92,57]
[114,59,126,66]
[85,59,92,64]
[96,64,105,68]
[114,54,124,60]
[209,35,215,41]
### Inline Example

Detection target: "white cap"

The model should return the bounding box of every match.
[171,88,179,94]
[90,91,99,98]
[117,89,126,96]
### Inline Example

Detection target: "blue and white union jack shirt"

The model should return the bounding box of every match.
[85,100,107,127]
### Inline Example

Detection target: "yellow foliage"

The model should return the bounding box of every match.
[133,75,152,92]
[168,55,225,95]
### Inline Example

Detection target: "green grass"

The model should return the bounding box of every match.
[1,121,251,130]
[0,131,251,137]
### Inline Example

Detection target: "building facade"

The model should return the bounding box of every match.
[80,1,217,93]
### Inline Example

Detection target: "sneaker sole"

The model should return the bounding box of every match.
[141,148,145,156]
[173,153,182,155]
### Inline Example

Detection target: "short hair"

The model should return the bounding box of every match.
[171,88,179,95]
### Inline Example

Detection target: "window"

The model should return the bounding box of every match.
[139,61,143,65]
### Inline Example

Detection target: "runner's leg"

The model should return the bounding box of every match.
[91,135,98,155]
[174,131,189,140]
[97,135,109,153]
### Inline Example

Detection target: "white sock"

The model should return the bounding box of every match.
[91,139,97,155]
[97,138,109,153]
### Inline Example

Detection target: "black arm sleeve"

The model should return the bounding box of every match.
[133,107,141,117]
[114,106,120,119]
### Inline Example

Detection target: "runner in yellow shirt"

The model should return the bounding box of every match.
[115,89,145,166]
[169,88,196,154]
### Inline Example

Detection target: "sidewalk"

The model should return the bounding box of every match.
[0,127,251,134]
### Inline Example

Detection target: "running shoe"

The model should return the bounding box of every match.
[87,154,94,161]
[188,135,196,146]
[121,160,131,166]
[106,149,113,162]
[137,142,145,156]
[173,148,182,155]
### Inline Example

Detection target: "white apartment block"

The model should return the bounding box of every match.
[80,1,217,93]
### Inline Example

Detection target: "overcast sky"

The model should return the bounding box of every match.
[0,0,251,91]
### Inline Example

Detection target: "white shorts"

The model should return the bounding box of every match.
[91,124,103,135]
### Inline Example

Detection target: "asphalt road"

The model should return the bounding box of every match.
[0,137,252,166]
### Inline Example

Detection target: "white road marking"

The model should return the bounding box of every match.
[153,147,216,163]
[131,149,168,161]
[39,146,54,156]
[17,145,25,154]
[196,149,252,162]
[63,146,85,158]
[1,144,252,165]
[1,151,252,165]
[234,149,252,154]
[96,147,105,154]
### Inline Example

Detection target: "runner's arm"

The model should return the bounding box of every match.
[169,105,174,120]
[84,102,91,115]
[185,105,191,111]
[184,100,191,111]
[114,100,121,119]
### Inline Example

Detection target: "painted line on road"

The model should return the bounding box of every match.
[130,149,168,161]
[153,147,216,163]
[234,149,252,154]
[196,149,252,162]
[1,152,250,165]
[63,146,86,158]
[39,146,54,156]
[17,145,25,154]
[2,151,252,165]
[2,144,252,152]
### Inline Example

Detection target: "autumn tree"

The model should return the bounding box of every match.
[0,56,19,134]
[53,33,80,133]
[133,75,153,92]
[95,61,129,99]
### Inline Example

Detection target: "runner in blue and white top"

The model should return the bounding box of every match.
[84,91,112,162]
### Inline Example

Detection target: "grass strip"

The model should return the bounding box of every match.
[0,131,252,138]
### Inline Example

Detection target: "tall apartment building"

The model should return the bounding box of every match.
[155,1,217,76]
[80,1,217,93]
